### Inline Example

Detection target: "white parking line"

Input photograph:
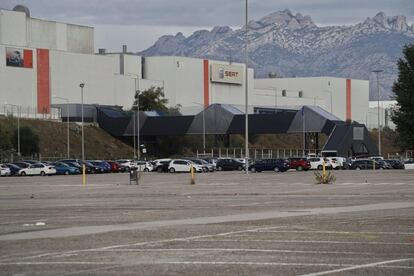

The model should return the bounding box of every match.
[88,248,414,256]
[254,230,414,235]
[4,225,287,261]
[0,260,412,270]
[191,239,414,246]
[300,258,414,276]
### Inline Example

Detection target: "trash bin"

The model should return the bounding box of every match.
[129,168,138,185]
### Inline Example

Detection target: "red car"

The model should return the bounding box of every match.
[288,158,311,171]
[107,161,125,173]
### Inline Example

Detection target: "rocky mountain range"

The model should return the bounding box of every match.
[138,10,414,100]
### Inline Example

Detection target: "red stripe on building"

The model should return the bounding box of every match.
[23,49,33,68]
[203,59,209,108]
[37,49,50,114]
[346,79,351,121]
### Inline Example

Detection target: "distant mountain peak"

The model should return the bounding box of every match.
[139,10,414,100]
[365,11,411,32]
[256,9,316,29]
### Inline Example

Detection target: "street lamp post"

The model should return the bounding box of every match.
[192,102,206,153]
[132,109,136,159]
[54,96,70,158]
[372,69,383,156]
[127,74,140,160]
[5,104,21,156]
[79,83,86,184]
[244,0,249,174]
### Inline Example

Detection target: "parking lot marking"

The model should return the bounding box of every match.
[254,230,414,235]
[191,239,414,246]
[7,225,288,261]
[299,258,414,276]
[1,201,414,241]
[88,248,414,256]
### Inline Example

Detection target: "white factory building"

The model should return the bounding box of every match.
[1,6,374,126]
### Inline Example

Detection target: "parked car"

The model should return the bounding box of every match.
[60,161,94,174]
[369,156,384,161]
[5,163,21,176]
[22,160,42,164]
[107,161,127,173]
[153,159,172,172]
[52,162,80,175]
[0,164,11,176]
[89,160,112,173]
[350,159,382,170]
[308,157,332,170]
[135,161,153,172]
[84,161,105,173]
[18,163,56,176]
[12,161,31,169]
[168,159,203,173]
[404,159,414,170]
[384,159,405,170]
[215,158,245,171]
[201,157,218,167]
[287,158,311,171]
[186,158,215,172]
[249,159,289,173]
[378,160,393,169]
[116,159,137,170]
[325,157,344,170]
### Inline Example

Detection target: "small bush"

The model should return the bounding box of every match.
[314,171,336,184]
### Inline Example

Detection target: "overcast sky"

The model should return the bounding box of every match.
[1,0,413,52]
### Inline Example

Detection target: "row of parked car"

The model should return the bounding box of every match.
[1,156,412,177]
[0,159,149,177]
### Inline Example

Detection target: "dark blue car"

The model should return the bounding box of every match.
[249,159,289,172]
[89,160,111,173]
[52,162,80,175]
[5,163,21,176]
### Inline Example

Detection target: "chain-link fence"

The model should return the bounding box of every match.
[0,104,61,121]
[195,148,414,161]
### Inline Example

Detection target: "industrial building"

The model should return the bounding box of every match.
[1,6,371,126]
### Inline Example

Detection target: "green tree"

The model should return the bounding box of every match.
[391,44,414,149]
[132,86,168,112]
[132,86,181,115]
[0,126,13,151]
[12,126,39,155]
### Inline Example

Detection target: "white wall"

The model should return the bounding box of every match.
[123,54,142,77]
[0,9,27,46]
[350,79,369,123]
[0,9,93,54]
[0,45,36,110]
[144,56,255,109]
[50,51,120,106]
[254,77,369,122]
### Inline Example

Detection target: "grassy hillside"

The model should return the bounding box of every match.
[0,117,134,160]
[0,117,405,160]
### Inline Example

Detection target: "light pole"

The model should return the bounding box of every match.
[127,74,140,160]
[244,0,249,174]
[79,83,86,184]
[5,103,21,156]
[53,96,70,158]
[372,69,383,156]
[132,109,136,159]
[192,102,206,153]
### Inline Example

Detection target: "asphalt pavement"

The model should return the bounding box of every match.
[0,170,413,275]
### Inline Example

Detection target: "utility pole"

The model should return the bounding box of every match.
[372,70,383,156]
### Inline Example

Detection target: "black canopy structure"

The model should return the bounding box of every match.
[96,104,378,157]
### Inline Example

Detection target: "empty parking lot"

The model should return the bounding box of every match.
[0,170,413,275]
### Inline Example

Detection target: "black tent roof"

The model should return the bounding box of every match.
[96,104,378,157]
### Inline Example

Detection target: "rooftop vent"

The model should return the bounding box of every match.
[13,5,30,17]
